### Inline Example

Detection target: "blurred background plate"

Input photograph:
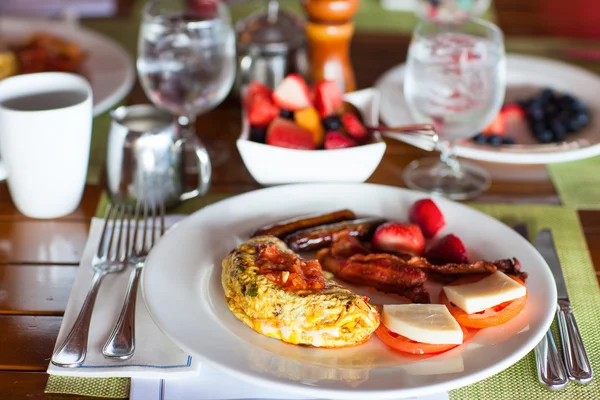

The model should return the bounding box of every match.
[0,15,135,116]
[376,54,600,164]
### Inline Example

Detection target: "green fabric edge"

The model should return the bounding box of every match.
[547,156,600,210]
[45,376,130,398]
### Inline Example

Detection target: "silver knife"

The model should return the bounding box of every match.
[513,223,568,390]
[535,229,593,384]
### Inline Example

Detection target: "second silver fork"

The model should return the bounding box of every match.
[103,198,165,360]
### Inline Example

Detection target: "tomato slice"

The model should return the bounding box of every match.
[375,324,472,355]
[440,275,527,329]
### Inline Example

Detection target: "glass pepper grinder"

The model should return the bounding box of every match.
[235,0,308,91]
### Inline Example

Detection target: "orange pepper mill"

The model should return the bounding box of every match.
[301,0,359,93]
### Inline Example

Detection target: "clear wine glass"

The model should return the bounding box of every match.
[403,18,506,200]
[137,0,236,169]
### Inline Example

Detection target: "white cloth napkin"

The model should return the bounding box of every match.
[47,216,199,378]
[130,373,449,400]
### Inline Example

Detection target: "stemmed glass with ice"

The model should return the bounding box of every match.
[403,18,506,200]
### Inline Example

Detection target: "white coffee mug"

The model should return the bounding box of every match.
[0,72,93,218]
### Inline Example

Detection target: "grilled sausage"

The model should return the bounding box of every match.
[251,209,356,238]
[284,217,387,252]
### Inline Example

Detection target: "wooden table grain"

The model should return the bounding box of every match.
[1,32,600,400]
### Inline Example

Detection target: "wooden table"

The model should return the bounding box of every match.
[1,32,600,400]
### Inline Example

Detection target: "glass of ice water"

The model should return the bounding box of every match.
[138,0,236,168]
[403,18,506,200]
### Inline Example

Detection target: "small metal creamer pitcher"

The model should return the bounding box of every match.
[106,105,211,208]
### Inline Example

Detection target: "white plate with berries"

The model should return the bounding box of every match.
[142,183,556,399]
[376,54,600,164]
[237,75,386,184]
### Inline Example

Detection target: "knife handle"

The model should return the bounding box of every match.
[556,300,593,383]
[535,327,568,390]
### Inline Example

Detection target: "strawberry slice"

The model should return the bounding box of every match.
[409,199,445,239]
[324,131,356,150]
[372,222,425,256]
[244,81,272,109]
[314,80,344,117]
[425,234,469,265]
[481,112,506,135]
[272,74,311,111]
[341,112,369,141]
[248,95,279,127]
[266,118,316,150]
[500,104,525,122]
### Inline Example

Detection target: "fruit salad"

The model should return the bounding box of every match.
[244,75,374,150]
[472,88,590,146]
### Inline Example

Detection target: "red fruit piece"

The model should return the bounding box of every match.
[324,131,356,150]
[266,118,316,150]
[409,199,446,239]
[341,112,369,141]
[425,234,469,265]
[248,96,279,127]
[481,112,506,135]
[372,222,425,256]
[500,104,526,122]
[272,74,311,111]
[314,80,344,117]
[244,81,272,109]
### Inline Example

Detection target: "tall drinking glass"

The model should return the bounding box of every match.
[403,18,506,200]
[137,0,236,170]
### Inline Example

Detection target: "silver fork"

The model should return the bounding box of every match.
[102,197,165,360]
[52,203,131,368]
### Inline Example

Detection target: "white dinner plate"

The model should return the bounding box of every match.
[142,183,556,399]
[1,16,135,116]
[376,54,600,164]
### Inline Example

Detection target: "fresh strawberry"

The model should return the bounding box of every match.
[324,131,356,150]
[314,80,344,117]
[500,104,525,122]
[425,234,469,265]
[248,95,279,127]
[409,199,445,239]
[481,112,506,135]
[244,81,272,109]
[341,112,369,141]
[372,222,425,256]
[266,118,316,150]
[272,74,311,111]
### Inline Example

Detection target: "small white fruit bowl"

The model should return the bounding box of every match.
[236,88,387,185]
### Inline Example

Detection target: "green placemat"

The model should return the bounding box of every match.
[46,376,130,398]
[548,156,600,210]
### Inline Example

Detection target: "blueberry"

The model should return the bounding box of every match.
[526,102,544,122]
[321,115,342,131]
[570,98,586,112]
[567,112,590,132]
[540,88,555,103]
[537,129,554,143]
[530,121,547,137]
[249,125,266,143]
[556,110,571,124]
[559,94,577,109]
[279,109,294,120]
[473,133,489,144]
[543,102,559,118]
[488,134,504,146]
[502,137,515,145]
[550,121,568,142]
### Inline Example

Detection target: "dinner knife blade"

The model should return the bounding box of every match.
[535,230,569,300]
[534,229,593,384]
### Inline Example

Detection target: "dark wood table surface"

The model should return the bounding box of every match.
[1,32,600,400]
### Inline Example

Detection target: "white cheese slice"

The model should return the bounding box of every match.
[382,304,463,345]
[442,271,527,314]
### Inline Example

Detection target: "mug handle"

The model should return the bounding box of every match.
[177,134,211,201]
[0,160,6,181]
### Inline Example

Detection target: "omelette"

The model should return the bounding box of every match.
[222,236,380,347]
